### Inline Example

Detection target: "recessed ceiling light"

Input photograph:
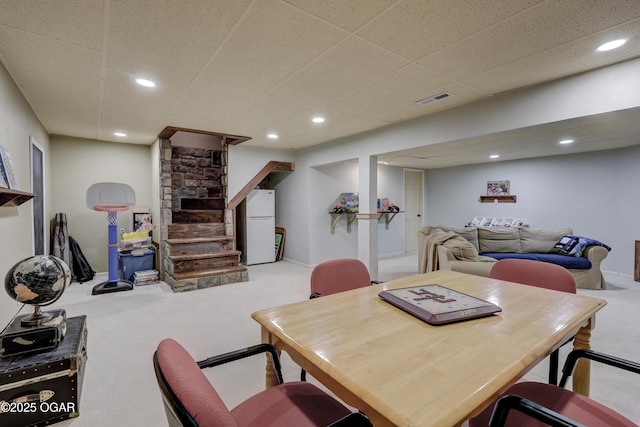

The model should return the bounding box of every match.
[267,133,278,140]
[377,161,388,165]
[312,117,325,123]
[135,78,156,87]
[597,39,627,52]
[559,139,574,145]
[490,154,500,159]
[114,132,127,137]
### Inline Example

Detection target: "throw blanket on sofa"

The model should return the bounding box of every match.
[419,231,477,273]
[553,235,611,258]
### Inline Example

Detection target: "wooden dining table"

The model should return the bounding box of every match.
[251,270,607,427]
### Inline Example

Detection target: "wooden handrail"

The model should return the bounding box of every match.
[227,161,294,209]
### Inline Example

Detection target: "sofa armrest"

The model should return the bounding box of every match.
[581,245,608,263]
[436,245,496,277]
[436,245,458,270]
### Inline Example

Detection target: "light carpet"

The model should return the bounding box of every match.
[28,253,638,426]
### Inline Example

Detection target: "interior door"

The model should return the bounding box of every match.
[31,137,45,255]
[404,169,423,252]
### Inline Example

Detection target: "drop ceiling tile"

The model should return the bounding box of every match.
[420,1,640,81]
[108,0,251,76]
[199,0,347,93]
[0,0,104,50]
[278,108,355,135]
[168,79,261,122]
[21,85,99,139]
[269,36,408,106]
[103,56,192,110]
[243,130,318,150]
[283,0,398,31]
[0,26,101,95]
[462,21,640,96]
[356,0,543,60]
[321,116,392,142]
[226,95,312,130]
[100,101,165,134]
[324,64,466,120]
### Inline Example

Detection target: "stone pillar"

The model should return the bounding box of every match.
[159,138,173,282]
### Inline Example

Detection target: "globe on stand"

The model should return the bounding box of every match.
[4,255,71,327]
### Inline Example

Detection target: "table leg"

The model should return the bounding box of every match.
[572,318,593,397]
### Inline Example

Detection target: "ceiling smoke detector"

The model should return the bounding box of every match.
[416,92,454,106]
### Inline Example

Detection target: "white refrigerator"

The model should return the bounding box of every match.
[245,189,276,265]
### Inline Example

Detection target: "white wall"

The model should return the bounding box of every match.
[0,61,51,326]
[301,161,406,265]
[425,146,640,276]
[227,144,295,201]
[49,136,153,272]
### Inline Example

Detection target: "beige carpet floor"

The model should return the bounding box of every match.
[32,253,639,426]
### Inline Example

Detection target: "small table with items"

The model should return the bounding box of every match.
[252,270,606,427]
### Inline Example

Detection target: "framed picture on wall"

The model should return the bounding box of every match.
[0,145,19,190]
[487,180,510,195]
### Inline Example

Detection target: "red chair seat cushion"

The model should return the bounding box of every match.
[231,381,352,427]
[470,382,638,427]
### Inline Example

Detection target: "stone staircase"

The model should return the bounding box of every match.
[163,222,248,292]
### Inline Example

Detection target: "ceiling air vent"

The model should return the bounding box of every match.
[416,92,454,106]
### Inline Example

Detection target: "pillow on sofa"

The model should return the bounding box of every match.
[520,227,572,253]
[432,225,479,251]
[441,234,479,261]
[477,227,521,253]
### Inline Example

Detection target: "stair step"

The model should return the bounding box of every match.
[169,250,241,262]
[172,265,247,281]
[172,210,223,223]
[166,236,233,245]
[168,222,225,239]
[169,250,241,274]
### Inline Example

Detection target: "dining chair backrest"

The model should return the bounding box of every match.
[489,258,578,386]
[310,258,372,297]
[489,258,577,294]
[154,338,237,427]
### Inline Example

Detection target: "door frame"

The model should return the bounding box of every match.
[30,136,46,255]
[403,168,424,252]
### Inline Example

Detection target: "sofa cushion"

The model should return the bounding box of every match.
[480,252,592,269]
[441,234,479,261]
[520,227,572,253]
[477,227,521,253]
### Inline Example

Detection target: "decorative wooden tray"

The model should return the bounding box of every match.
[379,284,502,325]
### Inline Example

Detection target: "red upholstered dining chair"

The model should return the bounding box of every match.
[301,258,378,381]
[309,258,376,298]
[469,349,640,427]
[153,338,372,427]
[489,258,576,385]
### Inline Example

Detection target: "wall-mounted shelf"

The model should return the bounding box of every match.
[329,211,403,233]
[378,211,403,229]
[479,195,517,203]
[0,188,35,207]
[329,212,358,233]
